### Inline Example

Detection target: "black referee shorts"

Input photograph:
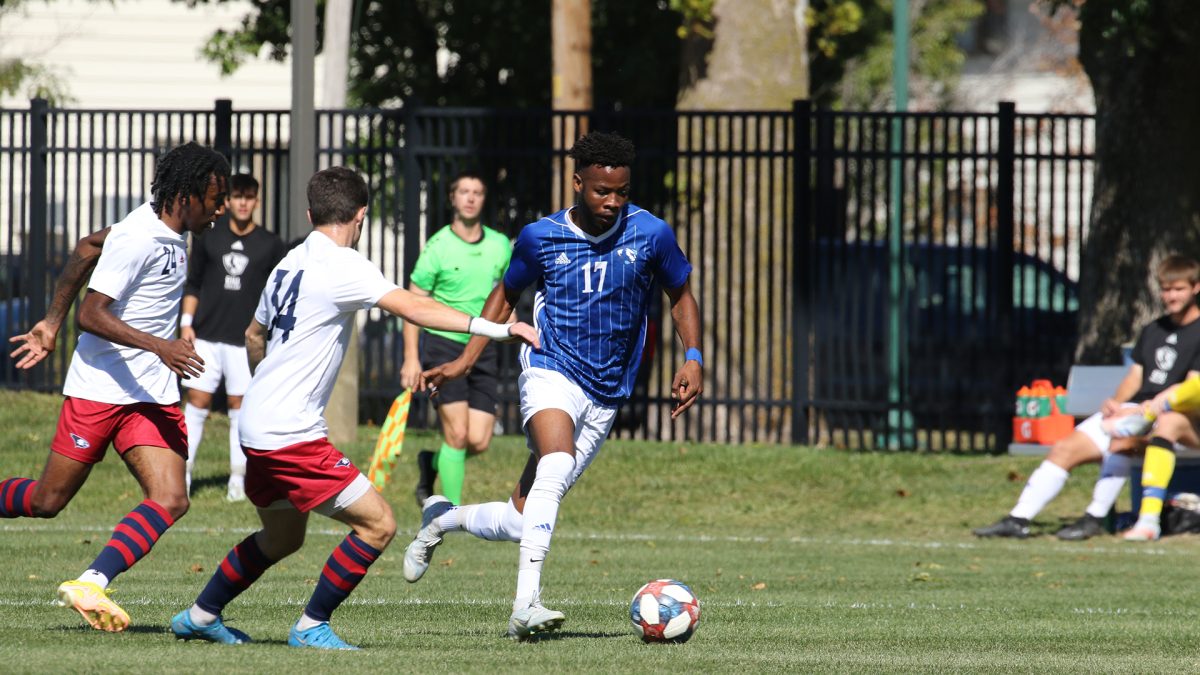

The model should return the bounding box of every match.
[421,332,499,414]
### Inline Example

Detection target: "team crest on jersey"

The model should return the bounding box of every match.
[1156,345,1178,372]
[1167,333,1179,345]
[619,246,638,264]
[334,457,352,469]
[69,433,90,449]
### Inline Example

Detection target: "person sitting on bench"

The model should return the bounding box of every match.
[974,255,1200,540]
[1105,373,1200,540]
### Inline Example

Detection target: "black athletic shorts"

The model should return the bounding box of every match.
[421,331,499,414]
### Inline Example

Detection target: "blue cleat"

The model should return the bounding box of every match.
[288,621,360,650]
[170,609,251,644]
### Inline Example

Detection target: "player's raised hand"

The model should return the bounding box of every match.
[502,321,540,349]
[670,360,703,419]
[9,319,59,369]
[156,338,205,379]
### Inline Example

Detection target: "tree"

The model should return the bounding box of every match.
[182,0,683,109]
[0,0,73,103]
[806,0,984,109]
[1066,0,1200,361]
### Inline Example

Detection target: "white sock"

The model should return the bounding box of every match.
[456,500,523,542]
[184,403,209,491]
[295,612,323,631]
[228,408,246,479]
[1010,460,1070,520]
[188,603,219,626]
[77,569,109,589]
[1085,453,1131,518]
[513,453,575,610]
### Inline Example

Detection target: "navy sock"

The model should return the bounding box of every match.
[0,478,36,517]
[304,533,381,623]
[196,533,275,615]
[88,500,174,581]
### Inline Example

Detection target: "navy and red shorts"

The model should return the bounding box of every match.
[50,397,187,463]
[244,438,361,513]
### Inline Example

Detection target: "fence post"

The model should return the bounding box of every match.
[996,101,1017,451]
[28,98,49,327]
[791,99,811,445]
[214,99,233,164]
[401,105,422,282]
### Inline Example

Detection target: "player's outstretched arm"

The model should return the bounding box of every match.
[665,280,703,419]
[77,290,205,379]
[399,284,432,390]
[417,282,526,394]
[8,226,111,369]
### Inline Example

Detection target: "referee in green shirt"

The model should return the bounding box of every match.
[402,170,513,507]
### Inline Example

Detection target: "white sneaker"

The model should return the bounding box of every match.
[402,496,452,582]
[225,476,246,503]
[507,601,565,639]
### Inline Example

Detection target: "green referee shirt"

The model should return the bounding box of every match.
[410,224,512,344]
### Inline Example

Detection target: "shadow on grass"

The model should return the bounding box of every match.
[190,474,232,494]
[517,630,629,642]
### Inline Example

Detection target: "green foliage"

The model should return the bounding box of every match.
[176,0,685,109]
[807,0,984,109]
[0,0,75,103]
[5,390,1200,670]
[669,0,715,39]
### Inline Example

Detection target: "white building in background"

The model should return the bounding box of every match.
[955,0,1093,113]
[1,0,315,110]
[952,0,1094,282]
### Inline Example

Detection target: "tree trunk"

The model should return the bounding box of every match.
[1075,0,1200,362]
[677,0,807,111]
[551,0,591,211]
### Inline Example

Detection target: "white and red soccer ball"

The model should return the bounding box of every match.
[629,578,701,643]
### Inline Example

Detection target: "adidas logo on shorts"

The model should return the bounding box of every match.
[533,522,553,534]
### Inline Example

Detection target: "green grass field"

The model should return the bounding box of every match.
[4,390,1200,673]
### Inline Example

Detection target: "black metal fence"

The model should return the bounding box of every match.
[0,99,1094,451]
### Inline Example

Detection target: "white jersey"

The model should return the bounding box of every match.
[62,203,189,405]
[238,231,399,450]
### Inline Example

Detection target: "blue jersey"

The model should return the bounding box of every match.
[504,204,692,406]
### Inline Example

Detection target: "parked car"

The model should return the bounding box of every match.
[809,240,1079,434]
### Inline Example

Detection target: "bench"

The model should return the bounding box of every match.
[1006,365,1200,511]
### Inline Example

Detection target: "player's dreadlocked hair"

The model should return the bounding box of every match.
[568,131,636,170]
[150,142,230,216]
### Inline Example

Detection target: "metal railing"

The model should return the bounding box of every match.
[0,99,1094,451]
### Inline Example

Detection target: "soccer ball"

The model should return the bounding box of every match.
[629,578,701,643]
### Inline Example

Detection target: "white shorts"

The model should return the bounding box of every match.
[518,367,617,487]
[1077,402,1140,456]
[187,339,252,396]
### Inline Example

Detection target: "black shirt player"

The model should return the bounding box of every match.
[180,174,285,501]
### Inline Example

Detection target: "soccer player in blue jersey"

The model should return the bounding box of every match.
[402,131,704,639]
